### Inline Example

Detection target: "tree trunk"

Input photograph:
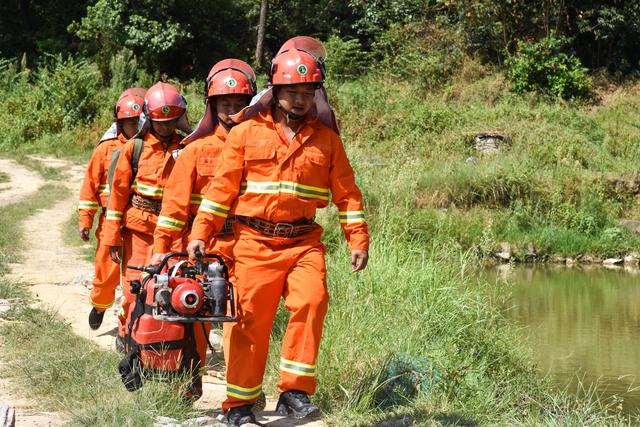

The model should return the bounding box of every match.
[255,0,268,68]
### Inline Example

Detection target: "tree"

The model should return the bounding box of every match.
[255,0,268,68]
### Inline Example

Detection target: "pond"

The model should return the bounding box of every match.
[486,265,640,415]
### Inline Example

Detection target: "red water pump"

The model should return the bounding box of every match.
[130,251,237,323]
[119,252,236,394]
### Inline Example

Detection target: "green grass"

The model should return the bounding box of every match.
[325,68,640,259]
[0,171,8,184]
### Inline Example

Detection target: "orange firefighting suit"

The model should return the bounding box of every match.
[103,131,182,338]
[153,124,234,365]
[190,109,369,410]
[78,133,127,310]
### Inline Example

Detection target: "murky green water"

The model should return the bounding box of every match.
[487,265,640,414]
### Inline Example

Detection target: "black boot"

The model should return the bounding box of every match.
[251,391,266,414]
[276,390,320,419]
[88,308,105,330]
[222,405,263,426]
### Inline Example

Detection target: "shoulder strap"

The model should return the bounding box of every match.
[106,148,122,194]
[130,138,144,183]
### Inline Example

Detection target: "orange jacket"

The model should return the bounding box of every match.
[104,132,182,247]
[153,125,228,253]
[191,109,369,251]
[78,134,127,229]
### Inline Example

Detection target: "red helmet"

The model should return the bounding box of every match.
[115,94,144,119]
[270,48,324,86]
[144,82,186,121]
[276,36,327,62]
[206,59,256,98]
[118,87,146,101]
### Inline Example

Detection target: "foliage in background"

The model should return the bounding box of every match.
[507,35,592,99]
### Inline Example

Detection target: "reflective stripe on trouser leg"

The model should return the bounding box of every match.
[118,228,154,338]
[222,237,289,411]
[277,245,328,395]
[89,216,120,309]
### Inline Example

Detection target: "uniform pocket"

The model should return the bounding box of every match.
[136,164,157,178]
[244,140,276,179]
[244,142,276,161]
[196,157,217,177]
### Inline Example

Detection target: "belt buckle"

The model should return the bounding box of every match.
[273,222,294,237]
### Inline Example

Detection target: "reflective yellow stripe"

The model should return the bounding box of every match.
[132,181,164,198]
[157,215,185,231]
[90,298,114,309]
[339,210,366,224]
[279,358,316,377]
[226,383,263,400]
[106,210,122,220]
[241,180,329,201]
[190,193,203,205]
[79,200,99,210]
[98,184,110,194]
[199,199,230,218]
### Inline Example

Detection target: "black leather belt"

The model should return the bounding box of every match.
[131,194,162,215]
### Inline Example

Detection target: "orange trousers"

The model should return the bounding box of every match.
[223,225,329,411]
[89,214,121,310]
[119,228,154,338]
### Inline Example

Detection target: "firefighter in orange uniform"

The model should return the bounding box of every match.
[103,82,188,343]
[80,88,145,330]
[187,45,369,425]
[149,59,256,380]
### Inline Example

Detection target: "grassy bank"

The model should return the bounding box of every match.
[328,66,640,261]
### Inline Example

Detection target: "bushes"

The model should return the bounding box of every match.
[507,35,592,99]
[0,55,102,149]
[324,35,372,80]
[375,22,465,90]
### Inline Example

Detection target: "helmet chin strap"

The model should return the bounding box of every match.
[276,102,304,123]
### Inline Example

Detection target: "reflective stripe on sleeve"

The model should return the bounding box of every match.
[226,383,263,400]
[79,200,99,211]
[106,210,123,221]
[241,181,329,201]
[98,184,110,194]
[190,193,203,205]
[339,210,366,224]
[199,199,230,218]
[157,216,185,231]
[279,358,316,377]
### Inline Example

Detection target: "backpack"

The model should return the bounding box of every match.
[107,137,144,193]
[118,276,206,398]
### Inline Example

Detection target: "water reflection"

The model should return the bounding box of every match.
[488,265,640,414]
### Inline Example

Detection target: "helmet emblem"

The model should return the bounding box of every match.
[297,64,308,76]
[132,103,141,112]
[161,106,171,114]
[226,77,237,88]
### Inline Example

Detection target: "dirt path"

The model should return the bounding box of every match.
[0,158,43,208]
[1,156,324,427]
